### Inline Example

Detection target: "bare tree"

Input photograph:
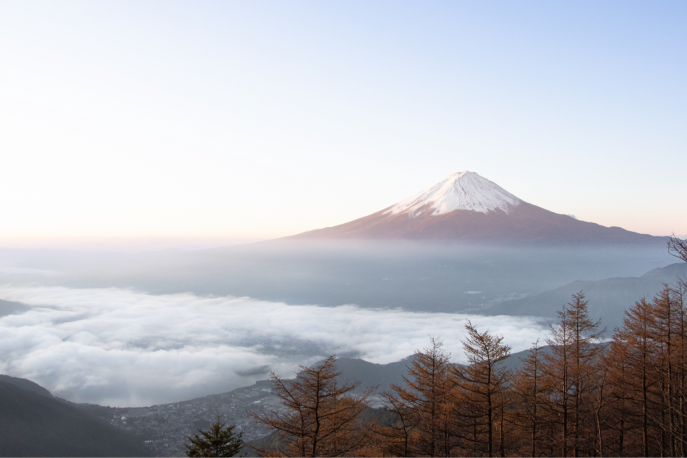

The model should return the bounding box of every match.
[669,234,687,263]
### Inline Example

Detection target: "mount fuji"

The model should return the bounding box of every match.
[290,172,663,244]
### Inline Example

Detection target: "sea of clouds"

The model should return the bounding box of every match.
[0,285,549,407]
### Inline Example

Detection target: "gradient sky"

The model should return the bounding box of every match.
[1,0,685,245]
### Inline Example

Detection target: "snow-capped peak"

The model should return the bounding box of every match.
[386,171,522,217]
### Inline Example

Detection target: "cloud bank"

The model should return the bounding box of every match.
[0,286,548,406]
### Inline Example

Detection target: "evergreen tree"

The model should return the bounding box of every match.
[185,413,244,457]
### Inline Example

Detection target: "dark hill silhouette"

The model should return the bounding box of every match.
[0,378,151,457]
[0,374,52,398]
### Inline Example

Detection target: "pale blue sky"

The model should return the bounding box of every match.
[1,1,685,243]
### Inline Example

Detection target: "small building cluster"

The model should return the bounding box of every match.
[93,380,284,456]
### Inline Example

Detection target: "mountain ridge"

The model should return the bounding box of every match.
[487,262,687,329]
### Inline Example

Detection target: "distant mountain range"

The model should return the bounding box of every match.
[291,171,664,244]
[488,262,687,329]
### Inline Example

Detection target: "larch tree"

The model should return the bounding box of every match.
[390,337,456,457]
[649,284,687,456]
[543,292,603,457]
[604,297,658,456]
[249,356,372,457]
[453,320,512,457]
[512,340,550,457]
[374,389,418,457]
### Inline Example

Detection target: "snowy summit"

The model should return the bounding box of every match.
[386,171,522,217]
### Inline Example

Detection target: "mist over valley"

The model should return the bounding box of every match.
[0,237,680,406]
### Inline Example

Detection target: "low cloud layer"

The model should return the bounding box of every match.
[0,286,548,407]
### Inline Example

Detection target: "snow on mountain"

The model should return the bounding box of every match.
[386,171,521,217]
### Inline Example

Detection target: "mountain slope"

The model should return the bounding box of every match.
[290,172,663,244]
[0,378,152,457]
[0,374,53,398]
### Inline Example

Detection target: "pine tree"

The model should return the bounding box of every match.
[185,413,244,457]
